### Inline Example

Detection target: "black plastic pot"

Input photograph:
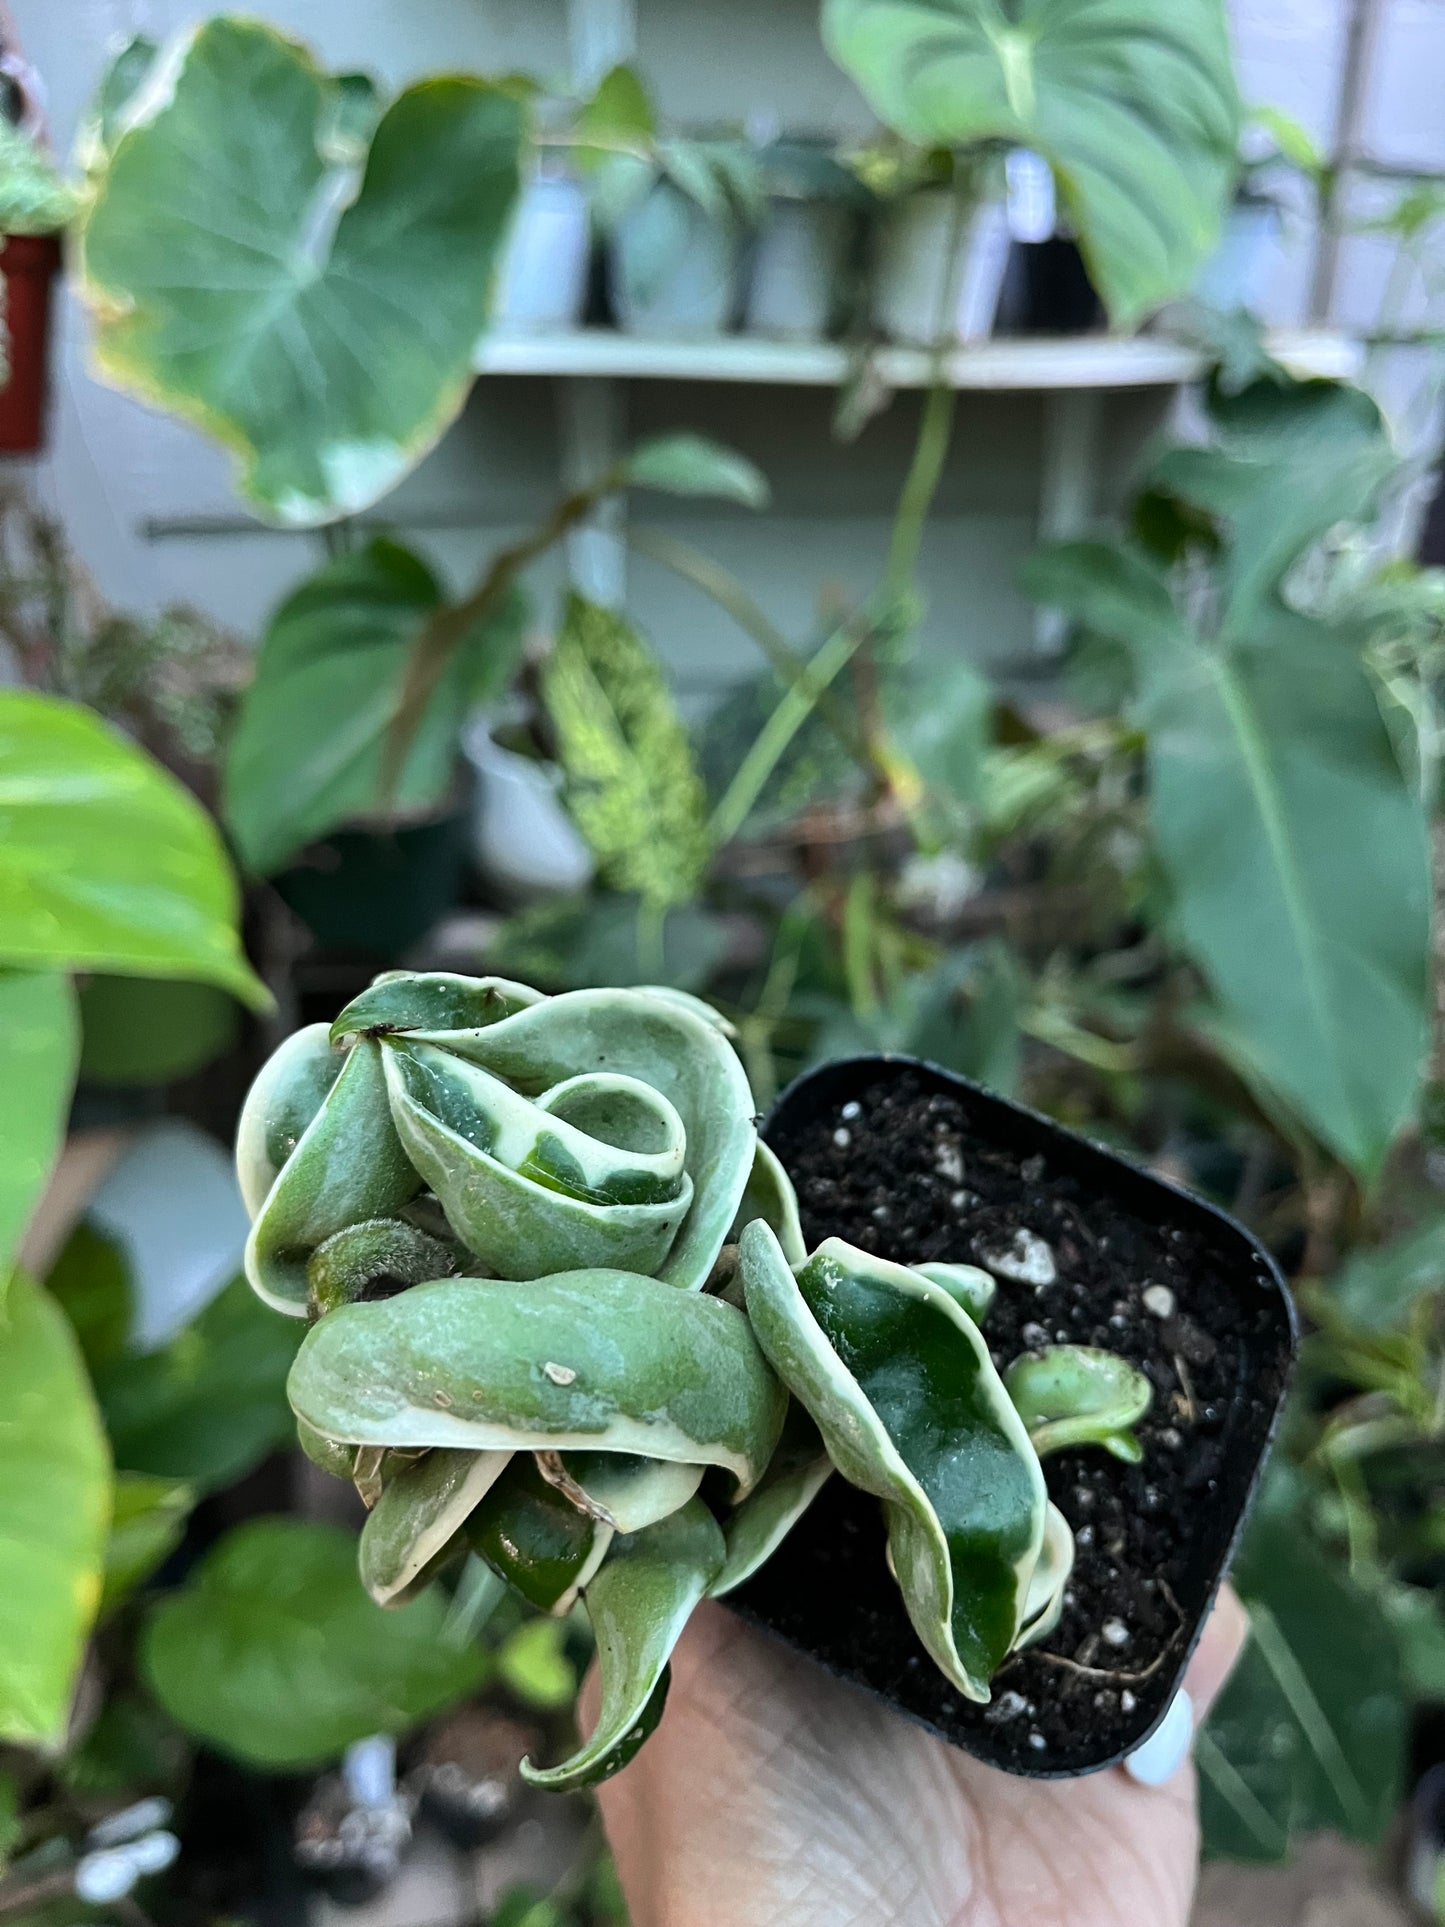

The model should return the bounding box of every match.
[728,1054,1296,1779]
[273,810,468,962]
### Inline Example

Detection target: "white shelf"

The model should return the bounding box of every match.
[473,328,1363,391]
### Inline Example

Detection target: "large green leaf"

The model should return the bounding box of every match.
[1199,1505,1405,1863]
[101,1474,193,1615]
[0,692,264,1006]
[96,1275,303,1491]
[522,1500,724,1791]
[544,595,711,910]
[822,0,1239,323]
[80,18,525,527]
[740,1222,1047,1700]
[142,1518,487,1768]
[1025,394,1431,1175]
[1330,1216,1445,1330]
[290,1272,787,1494]
[0,973,79,1282]
[0,1275,111,1748]
[224,544,528,876]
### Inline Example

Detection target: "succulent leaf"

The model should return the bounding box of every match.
[466,1453,613,1614]
[331,971,544,1042]
[240,1033,420,1314]
[710,1402,832,1598]
[520,1499,724,1791]
[1014,1503,1076,1651]
[916,1261,996,1325]
[739,1221,1047,1700]
[559,1452,706,1535]
[360,1448,511,1607]
[307,1218,458,1317]
[731,1140,808,1266]
[287,1272,788,1495]
[1004,1346,1153,1463]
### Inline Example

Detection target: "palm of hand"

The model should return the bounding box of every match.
[597,1597,1245,1927]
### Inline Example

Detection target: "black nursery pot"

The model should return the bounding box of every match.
[727,1055,1297,1779]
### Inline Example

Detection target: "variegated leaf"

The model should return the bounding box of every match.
[466,1453,612,1614]
[288,1272,787,1495]
[237,1028,419,1313]
[359,1449,511,1607]
[730,1140,807,1266]
[1004,1346,1152,1463]
[560,1452,705,1535]
[916,1261,996,1324]
[1015,1503,1076,1650]
[521,1499,724,1791]
[711,1402,832,1598]
[739,1222,1047,1701]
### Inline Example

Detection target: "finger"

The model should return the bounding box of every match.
[1122,1584,1248,1788]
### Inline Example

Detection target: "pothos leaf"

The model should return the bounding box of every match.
[287,1272,788,1497]
[543,595,711,909]
[520,1500,723,1791]
[0,972,79,1283]
[740,1222,1046,1700]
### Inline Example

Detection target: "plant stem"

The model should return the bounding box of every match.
[885,381,958,605]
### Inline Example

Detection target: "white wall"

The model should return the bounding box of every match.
[10,0,1443,697]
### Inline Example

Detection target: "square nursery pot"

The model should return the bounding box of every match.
[727,1055,1296,1778]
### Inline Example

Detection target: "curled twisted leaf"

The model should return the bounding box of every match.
[288,1271,787,1496]
[916,1260,996,1325]
[359,1449,511,1607]
[1015,1503,1076,1650]
[521,1499,724,1791]
[237,1028,418,1314]
[740,1222,1046,1700]
[560,1452,705,1535]
[1004,1346,1153,1463]
[731,1140,807,1266]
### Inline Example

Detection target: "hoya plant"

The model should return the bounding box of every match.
[237,970,1150,1787]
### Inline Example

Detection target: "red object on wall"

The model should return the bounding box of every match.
[0,233,62,453]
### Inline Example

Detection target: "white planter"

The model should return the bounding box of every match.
[744,198,851,340]
[492,173,591,334]
[871,189,1013,346]
[1191,200,1282,315]
[464,720,594,904]
[610,179,742,337]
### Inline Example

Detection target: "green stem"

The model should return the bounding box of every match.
[885,381,958,605]
[636,895,667,978]
[707,621,869,849]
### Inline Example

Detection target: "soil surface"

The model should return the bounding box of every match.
[732,1063,1292,1773]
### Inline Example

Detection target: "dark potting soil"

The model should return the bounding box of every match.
[737,1066,1290,1771]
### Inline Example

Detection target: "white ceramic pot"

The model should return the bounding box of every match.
[871,188,1013,346]
[1191,199,1282,315]
[493,172,592,334]
[464,720,594,904]
[744,197,852,340]
[609,178,742,337]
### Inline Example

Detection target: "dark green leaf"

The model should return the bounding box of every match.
[45,1220,132,1375]
[96,1275,303,1491]
[1329,1217,1445,1330]
[142,1518,487,1768]
[487,894,730,993]
[78,976,239,1087]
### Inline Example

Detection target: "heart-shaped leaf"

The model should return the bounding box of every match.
[80,18,525,526]
[142,1518,486,1768]
[0,1275,111,1748]
[823,0,1239,323]
[0,693,264,1006]
[740,1222,1046,1700]
[287,1272,787,1496]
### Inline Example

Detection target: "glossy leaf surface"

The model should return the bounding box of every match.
[741,1222,1046,1699]
[360,1448,510,1606]
[0,972,78,1282]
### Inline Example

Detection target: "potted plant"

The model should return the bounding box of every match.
[859,146,1013,347]
[0,117,76,452]
[742,137,866,342]
[234,968,1294,1787]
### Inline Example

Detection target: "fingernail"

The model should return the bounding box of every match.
[1124,1689,1193,1787]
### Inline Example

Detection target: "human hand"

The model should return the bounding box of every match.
[593,1588,1248,1927]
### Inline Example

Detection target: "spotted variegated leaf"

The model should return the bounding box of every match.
[521,1499,724,1791]
[739,1221,1047,1700]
